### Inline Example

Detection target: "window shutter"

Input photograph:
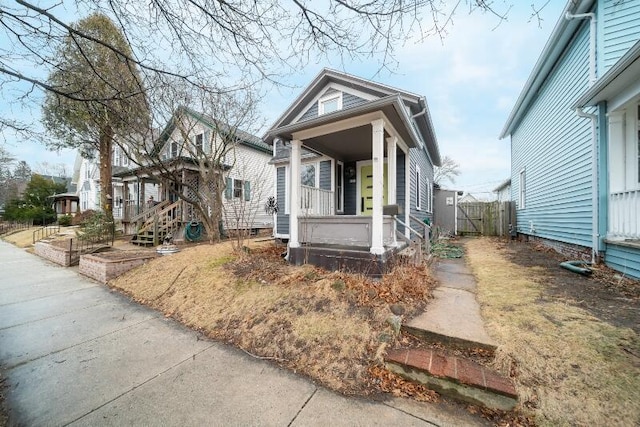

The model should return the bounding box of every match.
[225,177,232,200]
[204,130,211,154]
[244,181,251,201]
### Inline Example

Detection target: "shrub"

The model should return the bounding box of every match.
[58,214,73,226]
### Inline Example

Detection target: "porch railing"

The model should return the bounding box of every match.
[300,185,334,216]
[609,189,640,239]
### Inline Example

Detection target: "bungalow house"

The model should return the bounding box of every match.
[113,107,274,244]
[500,0,640,278]
[264,69,441,273]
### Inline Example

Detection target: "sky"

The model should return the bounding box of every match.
[1,1,567,196]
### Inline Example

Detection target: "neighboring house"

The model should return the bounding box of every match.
[493,179,511,202]
[72,146,157,219]
[433,186,461,236]
[264,68,441,274]
[458,193,478,204]
[501,0,640,278]
[114,107,274,242]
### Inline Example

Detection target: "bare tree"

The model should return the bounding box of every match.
[128,82,264,244]
[434,155,461,186]
[0,1,550,136]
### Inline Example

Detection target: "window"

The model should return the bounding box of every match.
[318,92,342,115]
[416,166,422,210]
[336,161,344,212]
[426,178,432,212]
[519,168,526,209]
[301,163,316,187]
[194,133,203,154]
[226,177,251,201]
[171,141,179,158]
[233,179,243,198]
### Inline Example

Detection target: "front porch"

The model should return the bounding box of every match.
[272,108,427,272]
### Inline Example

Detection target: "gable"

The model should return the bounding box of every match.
[294,84,373,124]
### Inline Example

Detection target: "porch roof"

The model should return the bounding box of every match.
[265,95,424,161]
[112,156,231,182]
[572,40,640,109]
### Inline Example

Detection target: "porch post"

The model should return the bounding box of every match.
[371,119,385,255]
[289,139,302,248]
[387,136,397,204]
[387,136,397,247]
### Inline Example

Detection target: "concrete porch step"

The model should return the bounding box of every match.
[385,348,517,411]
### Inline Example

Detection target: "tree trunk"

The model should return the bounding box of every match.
[99,126,114,221]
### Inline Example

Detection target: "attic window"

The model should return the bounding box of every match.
[318,92,342,115]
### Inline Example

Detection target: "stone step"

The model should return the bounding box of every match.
[385,348,517,411]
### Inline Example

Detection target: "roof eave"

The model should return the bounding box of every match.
[500,0,595,139]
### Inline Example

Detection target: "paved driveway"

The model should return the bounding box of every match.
[0,241,484,426]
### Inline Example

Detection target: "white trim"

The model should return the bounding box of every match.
[371,118,385,255]
[405,149,411,239]
[292,111,403,143]
[426,177,432,213]
[356,158,389,215]
[519,168,526,209]
[416,165,422,211]
[318,91,343,115]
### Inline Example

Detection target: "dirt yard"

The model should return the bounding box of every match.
[466,238,640,426]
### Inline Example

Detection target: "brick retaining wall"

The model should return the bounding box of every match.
[79,253,158,284]
[34,240,76,267]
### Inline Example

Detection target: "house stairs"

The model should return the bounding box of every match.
[130,200,183,247]
[383,255,518,411]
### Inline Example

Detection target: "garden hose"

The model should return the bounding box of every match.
[184,221,203,242]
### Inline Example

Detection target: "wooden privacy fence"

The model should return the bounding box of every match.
[457,201,516,237]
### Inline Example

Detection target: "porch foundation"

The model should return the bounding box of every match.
[288,245,398,277]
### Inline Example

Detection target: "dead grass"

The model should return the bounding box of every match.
[109,240,436,394]
[2,228,37,248]
[465,238,640,426]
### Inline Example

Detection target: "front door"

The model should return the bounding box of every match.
[360,164,387,215]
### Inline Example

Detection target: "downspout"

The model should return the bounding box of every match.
[566,11,598,264]
[565,12,596,86]
[576,107,599,264]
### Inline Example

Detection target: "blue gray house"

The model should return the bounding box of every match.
[501,0,640,278]
[264,69,441,273]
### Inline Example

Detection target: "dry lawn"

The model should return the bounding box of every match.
[2,228,38,248]
[465,238,640,426]
[109,240,436,394]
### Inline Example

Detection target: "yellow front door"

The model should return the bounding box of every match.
[360,164,387,215]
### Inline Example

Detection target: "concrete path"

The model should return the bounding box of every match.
[406,257,496,349]
[0,241,486,427]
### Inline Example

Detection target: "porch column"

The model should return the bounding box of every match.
[139,178,145,214]
[387,136,397,247]
[387,136,397,204]
[122,181,130,220]
[371,119,385,255]
[289,139,302,248]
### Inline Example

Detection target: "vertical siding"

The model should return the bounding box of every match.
[319,160,331,190]
[599,0,640,74]
[605,243,640,279]
[276,166,289,235]
[409,147,434,222]
[511,23,593,247]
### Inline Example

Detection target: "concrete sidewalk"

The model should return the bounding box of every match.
[0,241,485,426]
[406,256,497,350]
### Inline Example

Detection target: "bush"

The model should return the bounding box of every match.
[72,210,97,226]
[58,214,73,226]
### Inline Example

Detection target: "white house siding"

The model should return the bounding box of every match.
[223,144,274,229]
[511,23,594,247]
[599,0,640,74]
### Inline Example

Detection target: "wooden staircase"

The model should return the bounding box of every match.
[131,201,182,246]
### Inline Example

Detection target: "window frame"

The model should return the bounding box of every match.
[194,133,204,154]
[519,168,526,209]
[301,162,318,188]
[336,161,344,213]
[318,92,343,115]
[416,165,422,210]
[233,178,244,199]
